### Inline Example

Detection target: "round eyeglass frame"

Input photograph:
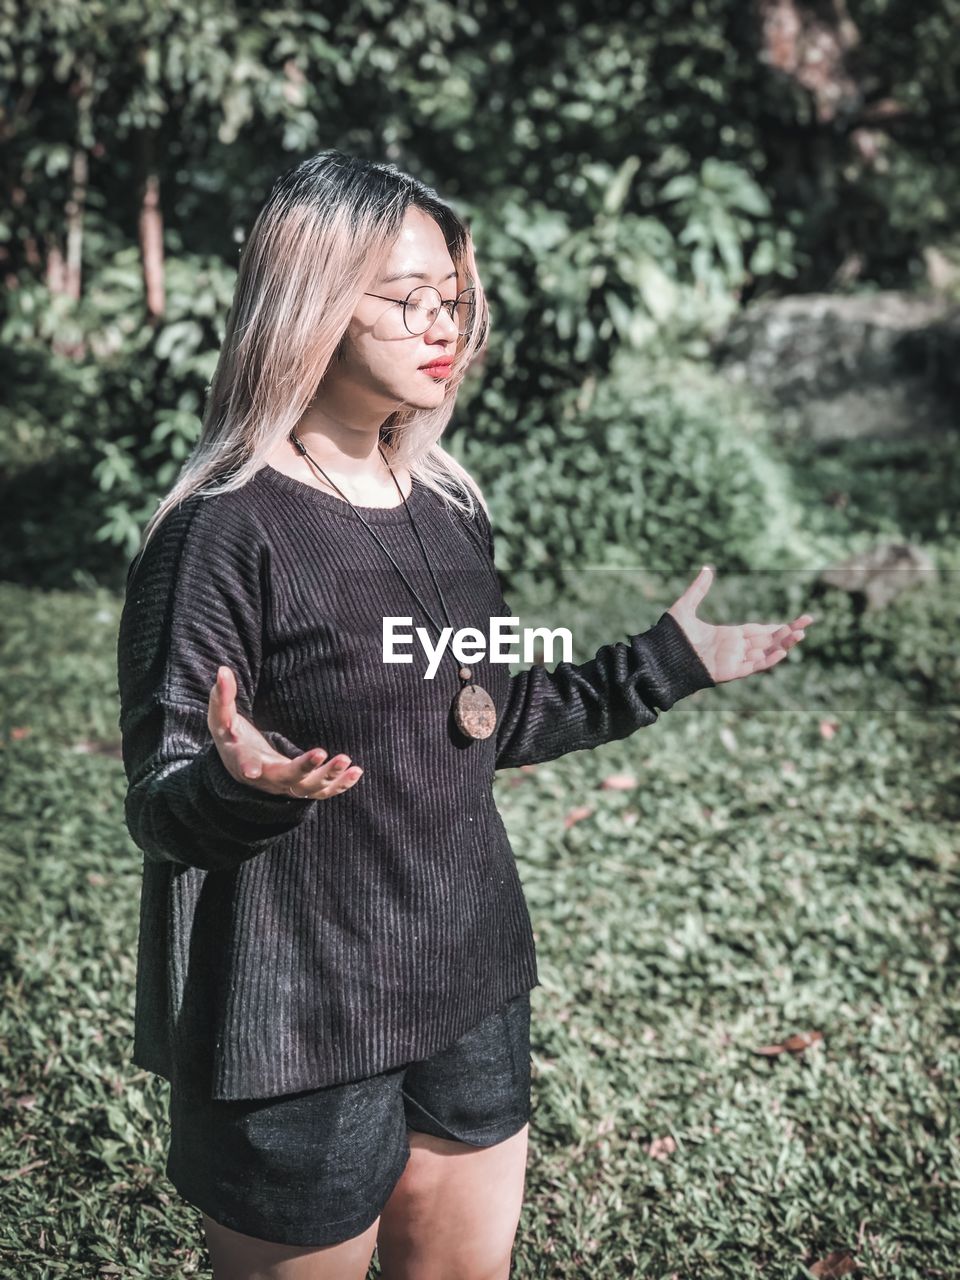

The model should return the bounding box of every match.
[362,285,476,336]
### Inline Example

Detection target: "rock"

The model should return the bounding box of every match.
[819,542,937,610]
[713,291,960,445]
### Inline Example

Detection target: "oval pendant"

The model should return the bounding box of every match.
[453,682,497,740]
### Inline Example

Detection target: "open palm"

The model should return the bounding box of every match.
[207,665,364,799]
[667,566,816,684]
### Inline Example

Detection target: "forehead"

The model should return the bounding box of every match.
[379,207,456,283]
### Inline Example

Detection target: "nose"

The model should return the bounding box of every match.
[424,304,460,342]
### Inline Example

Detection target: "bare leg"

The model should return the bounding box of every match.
[376,1123,529,1280]
[201,1211,380,1280]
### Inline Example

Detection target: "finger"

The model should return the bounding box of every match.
[209,665,239,742]
[286,754,364,799]
[312,754,358,787]
[741,615,816,641]
[683,565,715,612]
[231,739,313,784]
[313,765,364,798]
[297,748,329,776]
[759,648,789,672]
[745,641,775,664]
[741,620,810,674]
[288,749,335,789]
[744,646,788,675]
[295,768,364,801]
[766,621,809,648]
[772,629,805,656]
[258,747,327,792]
[738,623,790,646]
[759,632,804,663]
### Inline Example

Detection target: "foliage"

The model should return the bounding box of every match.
[452,345,809,582]
[3,0,959,583]
[1,574,958,1277]
[3,5,958,1272]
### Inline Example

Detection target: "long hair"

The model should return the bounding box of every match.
[138,150,491,550]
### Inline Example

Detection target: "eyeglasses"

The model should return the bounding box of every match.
[363,285,476,337]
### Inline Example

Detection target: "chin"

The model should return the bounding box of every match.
[398,383,448,410]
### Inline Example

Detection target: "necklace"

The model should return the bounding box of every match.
[287,428,498,741]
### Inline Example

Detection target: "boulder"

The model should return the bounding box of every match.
[819,541,937,611]
[713,291,960,445]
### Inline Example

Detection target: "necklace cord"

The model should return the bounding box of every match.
[287,429,476,684]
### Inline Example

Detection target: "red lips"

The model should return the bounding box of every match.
[419,358,454,370]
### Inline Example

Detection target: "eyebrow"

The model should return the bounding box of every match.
[379,268,459,285]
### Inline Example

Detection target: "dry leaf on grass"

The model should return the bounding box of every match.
[753,1030,823,1056]
[646,1134,677,1160]
[809,1250,859,1277]
[600,772,637,790]
[564,805,594,828]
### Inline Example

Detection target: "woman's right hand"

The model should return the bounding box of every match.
[207,665,363,800]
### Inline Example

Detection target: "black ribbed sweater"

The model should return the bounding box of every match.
[116,464,716,1100]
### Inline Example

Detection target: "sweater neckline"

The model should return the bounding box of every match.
[255,463,430,524]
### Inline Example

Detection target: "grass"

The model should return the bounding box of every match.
[0,564,958,1278]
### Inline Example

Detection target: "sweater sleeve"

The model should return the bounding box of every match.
[466,504,717,771]
[117,495,316,872]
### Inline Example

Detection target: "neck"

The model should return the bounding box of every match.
[289,388,396,482]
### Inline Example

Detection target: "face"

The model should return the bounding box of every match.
[335,206,463,413]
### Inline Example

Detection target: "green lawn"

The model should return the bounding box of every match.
[1,572,957,1278]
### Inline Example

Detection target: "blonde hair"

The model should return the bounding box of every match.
[139,150,491,551]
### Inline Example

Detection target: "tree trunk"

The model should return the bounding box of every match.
[64,144,88,301]
[139,130,165,323]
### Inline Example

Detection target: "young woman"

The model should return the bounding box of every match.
[116,149,814,1280]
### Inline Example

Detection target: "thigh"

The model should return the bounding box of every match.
[201,1211,381,1280]
[375,991,533,1279]
[165,1066,412,1252]
[377,1123,530,1280]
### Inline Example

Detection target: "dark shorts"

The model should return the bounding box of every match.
[165,989,532,1249]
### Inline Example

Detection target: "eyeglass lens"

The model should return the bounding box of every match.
[404,286,476,336]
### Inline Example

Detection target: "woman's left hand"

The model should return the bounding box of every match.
[667,565,816,685]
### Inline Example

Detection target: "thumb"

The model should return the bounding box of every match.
[677,564,714,614]
[214,664,239,702]
[210,665,239,738]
